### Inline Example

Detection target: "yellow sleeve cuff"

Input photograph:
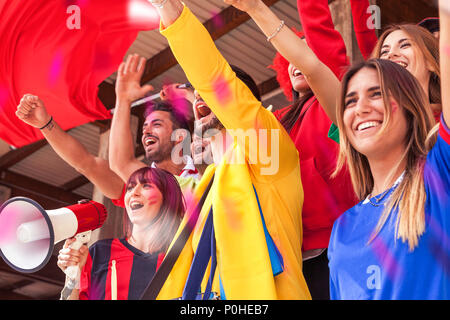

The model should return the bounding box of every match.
[159,3,190,36]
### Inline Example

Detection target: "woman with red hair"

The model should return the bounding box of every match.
[57,167,185,300]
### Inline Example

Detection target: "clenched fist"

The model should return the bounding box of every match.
[15,94,51,129]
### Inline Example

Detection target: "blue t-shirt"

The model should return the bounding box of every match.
[328,119,450,300]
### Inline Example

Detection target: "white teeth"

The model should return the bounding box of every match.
[145,137,156,146]
[130,201,143,210]
[395,61,408,68]
[196,102,207,110]
[293,70,302,77]
[357,121,381,131]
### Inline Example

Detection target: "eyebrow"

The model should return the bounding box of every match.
[144,118,164,125]
[142,118,164,128]
[381,38,410,50]
[345,86,381,99]
[345,91,357,99]
[367,86,381,92]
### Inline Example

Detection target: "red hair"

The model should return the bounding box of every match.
[268,29,305,101]
[124,167,185,253]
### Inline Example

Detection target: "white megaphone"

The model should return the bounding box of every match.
[0,197,107,276]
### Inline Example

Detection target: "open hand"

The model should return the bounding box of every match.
[115,54,154,104]
[16,94,51,128]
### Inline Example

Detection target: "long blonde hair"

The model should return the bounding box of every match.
[334,59,438,250]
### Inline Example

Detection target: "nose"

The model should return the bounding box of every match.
[354,96,371,116]
[142,126,149,136]
[194,90,202,101]
[131,184,142,196]
[142,123,154,137]
[386,46,400,60]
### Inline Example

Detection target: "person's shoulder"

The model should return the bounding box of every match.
[426,118,450,164]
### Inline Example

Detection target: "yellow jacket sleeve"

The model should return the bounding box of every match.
[160,5,299,182]
[159,4,310,300]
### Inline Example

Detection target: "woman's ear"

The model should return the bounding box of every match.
[426,62,437,74]
[424,52,438,74]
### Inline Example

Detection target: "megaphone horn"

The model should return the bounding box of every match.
[0,197,107,274]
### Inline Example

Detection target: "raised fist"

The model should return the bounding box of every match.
[16,94,51,128]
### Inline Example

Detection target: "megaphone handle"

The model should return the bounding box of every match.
[64,230,92,281]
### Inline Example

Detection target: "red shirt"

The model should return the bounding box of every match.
[274,101,357,251]
[79,238,164,300]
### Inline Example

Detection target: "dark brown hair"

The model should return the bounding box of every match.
[144,101,191,133]
[279,89,314,133]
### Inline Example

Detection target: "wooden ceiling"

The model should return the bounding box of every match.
[379,0,438,26]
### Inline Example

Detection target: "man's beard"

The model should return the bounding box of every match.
[195,114,224,138]
[145,140,176,163]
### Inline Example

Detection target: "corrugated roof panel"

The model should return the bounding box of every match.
[188,0,226,21]
[113,0,228,65]
[7,0,300,201]
[146,64,188,91]
[225,24,277,61]
[215,26,274,82]
[9,143,81,186]
[73,182,94,199]
[69,123,101,155]
[9,123,100,188]
[274,0,303,27]
[107,0,301,87]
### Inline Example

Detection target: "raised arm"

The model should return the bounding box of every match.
[296,0,349,79]
[349,0,378,60]
[109,54,153,182]
[440,0,450,126]
[154,1,299,178]
[296,0,377,72]
[226,0,340,124]
[15,95,123,199]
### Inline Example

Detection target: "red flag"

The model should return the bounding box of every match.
[0,0,159,148]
